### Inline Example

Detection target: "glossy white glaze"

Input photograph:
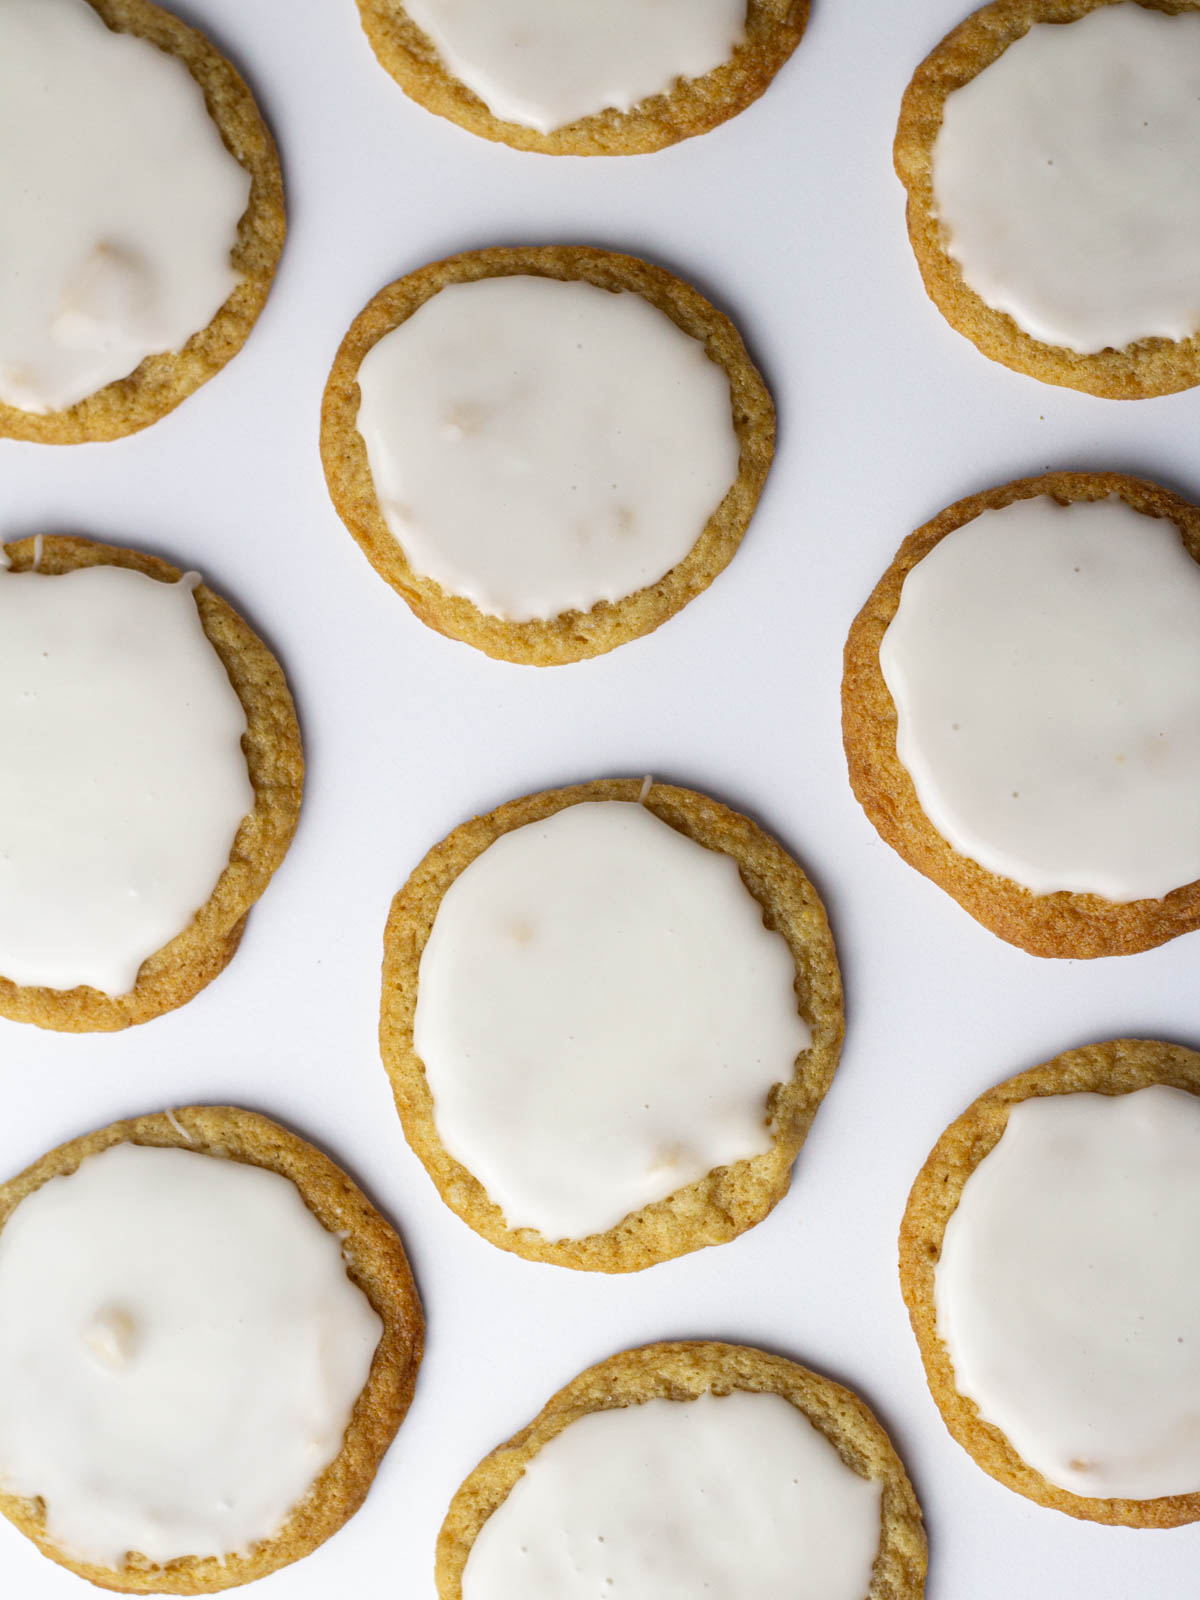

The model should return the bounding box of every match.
[355,275,739,621]
[936,1086,1200,1500]
[879,495,1200,900]
[414,801,810,1238]
[463,1391,882,1600]
[0,1142,382,1566]
[931,3,1200,353]
[0,560,253,994]
[404,0,746,133]
[0,0,249,412]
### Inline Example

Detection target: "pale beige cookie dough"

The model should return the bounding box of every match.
[0,0,285,445]
[379,779,844,1272]
[354,2,808,155]
[0,535,303,1032]
[437,1341,927,1599]
[899,1038,1200,1527]
[894,0,1200,399]
[320,245,775,666]
[0,1106,424,1591]
[841,470,1200,959]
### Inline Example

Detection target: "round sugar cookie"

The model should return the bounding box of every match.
[437,1341,926,1600]
[380,779,844,1272]
[353,1,808,156]
[0,1106,424,1590]
[0,535,303,1031]
[0,0,285,444]
[900,1039,1200,1525]
[320,246,774,665]
[894,0,1200,398]
[841,470,1200,958]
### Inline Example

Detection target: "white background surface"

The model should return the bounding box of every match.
[3,1,1200,1596]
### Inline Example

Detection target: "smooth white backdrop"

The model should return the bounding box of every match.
[3,2,1199,1595]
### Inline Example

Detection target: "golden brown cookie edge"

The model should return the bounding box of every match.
[840,470,1200,958]
[0,535,304,1031]
[435,1340,926,1600]
[320,244,775,665]
[379,778,844,1272]
[898,1038,1200,1526]
[0,0,286,444]
[0,1105,424,1592]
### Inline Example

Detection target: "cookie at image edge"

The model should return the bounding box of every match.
[436,1341,926,1599]
[894,0,1200,399]
[0,536,303,1032]
[0,0,285,444]
[320,245,775,666]
[379,779,844,1272]
[354,1,808,155]
[899,1039,1200,1526]
[841,470,1200,959]
[0,1106,424,1591]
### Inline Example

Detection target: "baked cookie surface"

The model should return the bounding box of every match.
[842,471,1200,958]
[354,1,808,155]
[0,535,303,1032]
[437,1341,926,1599]
[895,0,1200,398]
[900,1039,1200,1526]
[320,245,774,665]
[0,1106,424,1591]
[380,779,843,1272]
[0,0,285,444]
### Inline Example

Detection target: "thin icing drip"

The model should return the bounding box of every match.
[935,1087,1200,1500]
[0,0,249,413]
[931,4,1200,353]
[463,1392,882,1600]
[879,495,1200,901]
[0,561,254,994]
[0,1143,382,1567]
[403,0,747,133]
[413,801,810,1239]
[355,275,739,622]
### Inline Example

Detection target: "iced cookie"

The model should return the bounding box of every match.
[900,1039,1200,1525]
[0,1107,423,1590]
[320,246,774,664]
[437,1341,926,1599]
[0,0,285,443]
[842,471,1200,958]
[895,0,1200,398]
[380,780,843,1271]
[0,535,302,1031]
[353,1,808,155]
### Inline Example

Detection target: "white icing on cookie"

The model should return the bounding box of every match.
[931,3,1200,353]
[355,275,739,622]
[403,0,747,134]
[0,560,253,994]
[879,495,1200,901]
[0,1142,382,1567]
[413,801,810,1239]
[463,1391,882,1600]
[0,0,249,413]
[935,1086,1200,1500]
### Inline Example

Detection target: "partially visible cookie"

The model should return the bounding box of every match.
[321,246,774,665]
[354,1,808,155]
[380,779,843,1271]
[0,0,285,443]
[437,1341,926,1600]
[900,1039,1200,1526]
[842,471,1200,958]
[0,1106,424,1591]
[895,0,1200,398]
[0,535,303,1031]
